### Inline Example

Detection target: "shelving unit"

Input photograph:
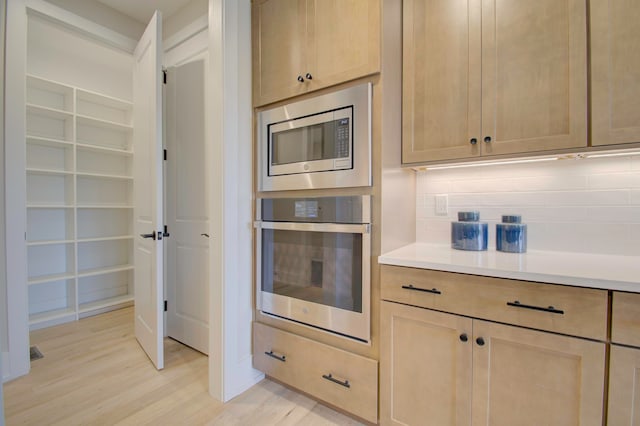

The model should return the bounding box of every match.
[25,74,134,330]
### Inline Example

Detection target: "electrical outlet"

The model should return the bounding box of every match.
[435,194,448,216]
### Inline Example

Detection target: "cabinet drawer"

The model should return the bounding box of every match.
[612,292,640,347]
[252,322,378,423]
[381,265,608,340]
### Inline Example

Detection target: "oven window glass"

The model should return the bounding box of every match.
[270,118,349,166]
[261,229,363,313]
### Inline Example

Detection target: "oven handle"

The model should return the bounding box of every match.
[255,221,370,234]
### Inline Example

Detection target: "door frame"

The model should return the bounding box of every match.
[3,0,259,402]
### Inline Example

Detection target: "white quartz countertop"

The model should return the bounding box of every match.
[378,243,640,292]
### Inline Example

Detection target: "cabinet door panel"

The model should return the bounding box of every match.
[307,0,380,89]
[608,345,640,425]
[252,0,307,106]
[481,0,587,155]
[591,0,640,146]
[402,0,481,163]
[472,320,605,426]
[380,301,472,425]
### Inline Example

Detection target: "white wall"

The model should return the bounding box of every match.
[416,154,640,255]
[164,0,207,42]
[27,13,133,100]
[42,0,143,40]
[1,0,7,420]
[208,0,262,402]
[4,0,30,382]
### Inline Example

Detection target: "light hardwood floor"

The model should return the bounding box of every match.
[4,307,365,425]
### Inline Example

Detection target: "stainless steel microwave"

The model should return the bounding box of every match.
[258,83,372,192]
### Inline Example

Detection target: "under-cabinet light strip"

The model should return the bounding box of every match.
[414,149,640,171]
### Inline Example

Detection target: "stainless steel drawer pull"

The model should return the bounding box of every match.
[402,284,441,295]
[264,350,286,362]
[322,373,350,388]
[507,300,564,315]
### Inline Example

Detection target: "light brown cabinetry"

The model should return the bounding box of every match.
[380,265,607,426]
[590,0,640,146]
[380,265,608,340]
[402,0,587,164]
[608,291,640,424]
[380,302,472,425]
[252,0,380,106]
[252,322,378,423]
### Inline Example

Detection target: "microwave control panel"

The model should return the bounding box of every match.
[335,118,350,158]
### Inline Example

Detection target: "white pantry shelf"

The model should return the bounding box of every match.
[25,75,135,329]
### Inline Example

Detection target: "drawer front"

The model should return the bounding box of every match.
[612,292,640,347]
[252,322,378,423]
[253,321,300,384]
[381,265,608,340]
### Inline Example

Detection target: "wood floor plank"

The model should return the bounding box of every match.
[4,307,366,425]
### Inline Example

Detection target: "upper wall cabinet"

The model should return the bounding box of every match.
[402,0,587,164]
[252,0,380,107]
[591,0,640,146]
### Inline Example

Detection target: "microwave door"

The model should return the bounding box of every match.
[268,108,352,177]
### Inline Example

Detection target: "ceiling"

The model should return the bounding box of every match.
[96,0,194,24]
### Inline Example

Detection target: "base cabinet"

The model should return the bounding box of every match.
[380,302,472,425]
[252,322,378,423]
[608,345,640,425]
[608,291,640,424]
[381,301,606,426]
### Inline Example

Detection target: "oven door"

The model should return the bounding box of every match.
[256,221,371,343]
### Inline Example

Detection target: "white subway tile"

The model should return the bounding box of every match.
[415,157,639,255]
[588,173,635,190]
[587,206,640,223]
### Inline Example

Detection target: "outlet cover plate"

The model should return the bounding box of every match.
[435,194,448,215]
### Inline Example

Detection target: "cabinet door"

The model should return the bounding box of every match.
[608,345,640,425]
[252,0,308,106]
[481,0,587,156]
[306,0,380,91]
[591,0,640,146]
[402,0,482,163]
[380,301,472,426]
[472,320,605,426]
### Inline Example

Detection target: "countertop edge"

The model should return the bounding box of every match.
[378,246,640,293]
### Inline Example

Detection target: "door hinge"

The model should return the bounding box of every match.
[163,69,167,84]
[163,225,170,238]
[163,149,167,161]
[164,300,167,312]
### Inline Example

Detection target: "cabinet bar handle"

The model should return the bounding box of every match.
[507,300,564,315]
[264,350,286,362]
[322,373,350,388]
[401,284,441,295]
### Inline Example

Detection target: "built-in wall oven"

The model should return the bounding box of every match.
[255,196,371,343]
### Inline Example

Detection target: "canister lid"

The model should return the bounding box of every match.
[458,211,480,221]
[502,215,522,223]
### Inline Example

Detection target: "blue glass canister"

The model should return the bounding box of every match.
[496,215,527,253]
[451,211,488,251]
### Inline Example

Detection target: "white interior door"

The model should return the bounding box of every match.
[133,11,164,370]
[165,59,210,354]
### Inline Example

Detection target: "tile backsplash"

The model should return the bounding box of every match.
[416,154,640,256]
